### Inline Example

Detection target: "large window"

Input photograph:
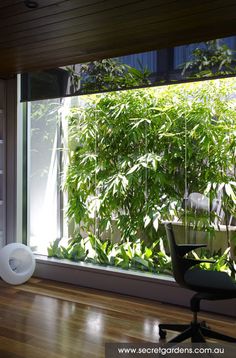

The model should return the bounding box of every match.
[27,78,236,277]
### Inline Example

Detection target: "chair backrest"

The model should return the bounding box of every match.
[165,223,190,287]
[165,223,236,295]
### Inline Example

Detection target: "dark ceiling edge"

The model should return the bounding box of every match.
[2,26,236,78]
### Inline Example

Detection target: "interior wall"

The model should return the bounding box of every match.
[0,80,5,108]
[0,77,17,245]
[0,80,6,248]
[6,78,17,244]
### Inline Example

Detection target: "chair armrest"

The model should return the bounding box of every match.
[183,258,216,271]
[196,259,216,264]
[178,244,207,256]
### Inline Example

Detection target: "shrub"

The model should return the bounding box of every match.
[49,78,236,274]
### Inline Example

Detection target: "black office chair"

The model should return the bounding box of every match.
[159,223,236,343]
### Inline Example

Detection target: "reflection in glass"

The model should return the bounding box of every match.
[29,99,61,253]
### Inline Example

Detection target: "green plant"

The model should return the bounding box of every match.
[181,40,236,78]
[192,247,234,276]
[48,78,236,275]
[66,79,236,230]
[66,58,151,94]
[48,234,171,274]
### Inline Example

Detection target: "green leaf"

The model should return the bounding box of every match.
[225,183,236,202]
[133,256,149,269]
[153,214,159,231]
[127,164,139,174]
[143,215,151,228]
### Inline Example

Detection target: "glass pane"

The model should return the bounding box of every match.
[28,77,236,278]
[29,99,61,253]
[183,79,236,271]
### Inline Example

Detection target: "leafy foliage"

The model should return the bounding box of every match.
[182,40,236,78]
[66,58,151,94]
[48,78,236,275]
[192,247,234,275]
[48,234,171,274]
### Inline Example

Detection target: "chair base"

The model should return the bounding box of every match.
[159,321,236,343]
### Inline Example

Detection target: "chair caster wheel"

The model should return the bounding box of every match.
[159,329,167,339]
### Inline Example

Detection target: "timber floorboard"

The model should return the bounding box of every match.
[0,278,235,357]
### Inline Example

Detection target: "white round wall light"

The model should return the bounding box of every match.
[0,243,35,285]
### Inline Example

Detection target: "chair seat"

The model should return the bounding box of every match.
[184,268,236,294]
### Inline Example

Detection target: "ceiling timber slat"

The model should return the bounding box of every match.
[0,0,108,20]
[0,0,233,51]
[0,0,171,36]
[0,0,189,48]
[0,1,23,9]
[2,6,236,66]
[0,0,143,28]
[0,0,236,77]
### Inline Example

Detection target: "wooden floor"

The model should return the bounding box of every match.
[0,278,235,358]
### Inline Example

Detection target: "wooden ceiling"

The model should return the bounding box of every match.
[1,0,236,78]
